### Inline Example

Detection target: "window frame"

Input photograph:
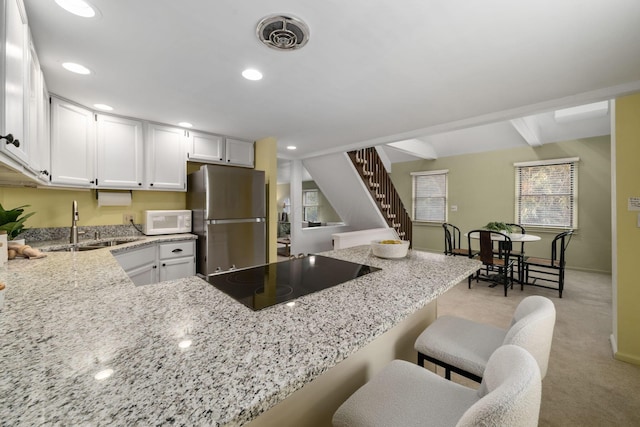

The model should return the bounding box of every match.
[302,189,319,222]
[514,157,579,230]
[411,169,448,223]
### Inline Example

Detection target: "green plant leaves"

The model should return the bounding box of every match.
[0,204,35,240]
[484,221,513,233]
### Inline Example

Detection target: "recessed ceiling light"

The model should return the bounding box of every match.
[242,68,263,81]
[178,122,193,128]
[62,62,91,75]
[93,103,113,111]
[55,0,97,18]
[286,145,297,150]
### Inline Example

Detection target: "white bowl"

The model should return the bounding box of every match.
[371,239,410,259]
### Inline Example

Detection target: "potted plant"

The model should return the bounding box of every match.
[0,204,35,244]
[484,221,513,234]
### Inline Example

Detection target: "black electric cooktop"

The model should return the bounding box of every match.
[206,255,381,311]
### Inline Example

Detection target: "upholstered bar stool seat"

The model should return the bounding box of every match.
[333,345,541,427]
[415,316,507,381]
[414,295,556,382]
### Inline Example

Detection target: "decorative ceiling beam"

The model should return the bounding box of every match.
[386,139,438,159]
[510,117,543,146]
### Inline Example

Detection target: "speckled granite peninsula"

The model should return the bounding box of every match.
[0,239,480,426]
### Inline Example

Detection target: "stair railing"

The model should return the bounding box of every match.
[347,148,413,245]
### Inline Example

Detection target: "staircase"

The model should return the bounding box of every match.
[347,148,413,244]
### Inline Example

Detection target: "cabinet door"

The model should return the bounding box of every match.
[159,256,195,282]
[96,114,143,188]
[50,97,95,187]
[114,245,158,285]
[145,123,186,190]
[225,138,254,168]
[37,72,50,181]
[187,131,224,163]
[26,37,49,181]
[114,245,156,271]
[1,0,28,163]
[127,263,158,286]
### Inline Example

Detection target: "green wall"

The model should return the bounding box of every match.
[390,136,611,273]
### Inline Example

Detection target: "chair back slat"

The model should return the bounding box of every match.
[468,229,511,265]
[479,231,494,264]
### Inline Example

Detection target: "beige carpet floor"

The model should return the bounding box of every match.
[436,269,640,426]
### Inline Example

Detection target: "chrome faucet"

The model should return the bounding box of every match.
[70,200,79,244]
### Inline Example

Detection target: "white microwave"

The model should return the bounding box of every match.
[142,210,192,235]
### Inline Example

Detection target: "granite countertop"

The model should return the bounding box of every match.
[0,242,480,426]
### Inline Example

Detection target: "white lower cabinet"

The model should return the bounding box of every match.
[158,240,195,282]
[114,245,157,286]
[115,239,195,286]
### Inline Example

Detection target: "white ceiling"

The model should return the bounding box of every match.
[24,0,640,160]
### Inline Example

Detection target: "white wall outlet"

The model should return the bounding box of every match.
[123,213,134,224]
[451,205,458,212]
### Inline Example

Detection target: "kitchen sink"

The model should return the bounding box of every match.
[49,238,141,252]
[83,239,136,248]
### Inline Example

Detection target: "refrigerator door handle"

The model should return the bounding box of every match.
[208,218,266,224]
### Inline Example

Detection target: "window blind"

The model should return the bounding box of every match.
[515,161,577,228]
[413,172,447,222]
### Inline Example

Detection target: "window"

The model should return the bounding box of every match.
[411,170,448,222]
[515,158,578,228]
[303,189,319,222]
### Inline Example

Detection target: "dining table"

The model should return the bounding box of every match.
[465,231,541,284]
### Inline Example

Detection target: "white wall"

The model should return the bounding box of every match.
[287,153,389,255]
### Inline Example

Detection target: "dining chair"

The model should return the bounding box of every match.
[523,229,574,298]
[506,223,526,283]
[467,229,514,296]
[414,295,556,383]
[332,345,542,427]
[443,223,478,257]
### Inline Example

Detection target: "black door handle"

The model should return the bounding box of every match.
[1,134,20,147]
[171,248,183,253]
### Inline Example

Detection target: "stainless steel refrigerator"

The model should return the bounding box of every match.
[187,165,266,276]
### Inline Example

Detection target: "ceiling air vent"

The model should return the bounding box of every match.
[256,15,309,51]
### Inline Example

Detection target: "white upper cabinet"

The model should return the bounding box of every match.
[1,0,28,164]
[96,114,144,188]
[37,71,50,181]
[145,123,186,190]
[26,37,49,181]
[186,130,224,163]
[225,138,254,168]
[50,97,96,187]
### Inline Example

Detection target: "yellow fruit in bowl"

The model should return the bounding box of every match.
[380,239,402,244]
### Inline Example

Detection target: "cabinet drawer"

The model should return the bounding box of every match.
[115,245,156,271]
[159,240,195,260]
